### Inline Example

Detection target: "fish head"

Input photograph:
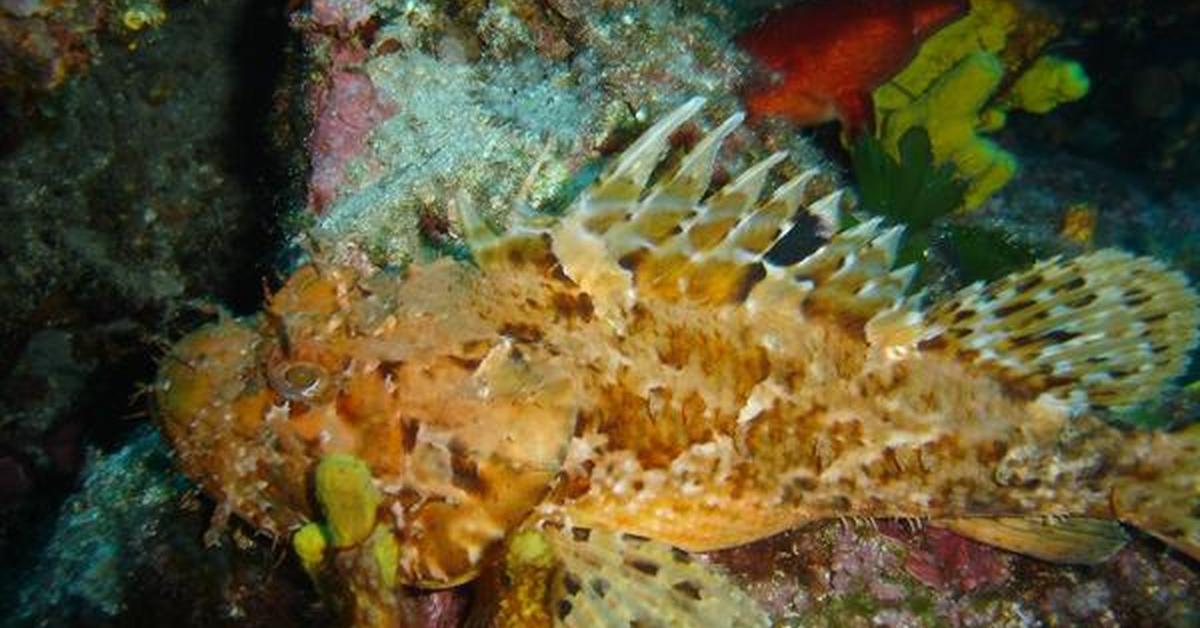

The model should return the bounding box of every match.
[155,261,578,587]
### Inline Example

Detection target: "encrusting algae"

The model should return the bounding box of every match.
[156,98,1200,626]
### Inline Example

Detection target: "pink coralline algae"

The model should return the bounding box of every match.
[309,0,375,34]
[306,42,395,212]
[829,525,909,602]
[407,589,468,628]
[886,524,1012,593]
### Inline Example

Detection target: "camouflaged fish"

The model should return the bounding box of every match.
[156,98,1200,627]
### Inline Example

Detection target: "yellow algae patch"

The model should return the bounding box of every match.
[1003,55,1090,114]
[315,454,383,548]
[370,530,400,589]
[293,522,329,576]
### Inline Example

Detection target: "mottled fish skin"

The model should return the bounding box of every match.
[156,99,1200,623]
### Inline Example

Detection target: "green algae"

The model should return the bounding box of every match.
[942,224,1037,282]
[851,126,965,286]
[851,126,1041,287]
[852,126,966,237]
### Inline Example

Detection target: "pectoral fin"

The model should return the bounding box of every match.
[936,516,1129,564]
[489,523,768,628]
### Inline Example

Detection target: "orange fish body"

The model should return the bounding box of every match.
[739,0,968,132]
[157,99,1200,626]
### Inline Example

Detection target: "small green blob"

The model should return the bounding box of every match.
[293,522,329,576]
[371,530,400,589]
[1005,56,1090,114]
[506,528,555,571]
[315,454,383,548]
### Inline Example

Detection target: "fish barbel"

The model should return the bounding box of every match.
[156,98,1200,626]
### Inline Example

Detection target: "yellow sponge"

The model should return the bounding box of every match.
[1003,55,1090,114]
[872,0,1089,210]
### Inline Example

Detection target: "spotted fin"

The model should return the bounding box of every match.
[768,216,918,323]
[937,517,1129,564]
[492,524,768,628]
[922,249,1200,410]
[456,192,557,271]
[551,97,915,329]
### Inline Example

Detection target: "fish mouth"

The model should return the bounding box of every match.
[154,319,313,535]
[155,319,263,436]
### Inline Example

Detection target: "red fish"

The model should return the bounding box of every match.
[739,0,968,134]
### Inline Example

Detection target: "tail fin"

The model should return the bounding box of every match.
[1112,423,1200,560]
[920,249,1199,559]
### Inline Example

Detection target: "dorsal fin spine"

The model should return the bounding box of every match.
[685,152,790,254]
[840,216,885,242]
[606,97,705,191]
[872,225,905,267]
[805,189,844,236]
[704,151,788,215]
[725,170,827,258]
[456,191,498,254]
[643,112,743,208]
[889,264,918,293]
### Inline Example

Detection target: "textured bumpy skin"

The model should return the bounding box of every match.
[157,98,1200,626]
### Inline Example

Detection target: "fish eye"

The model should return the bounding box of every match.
[283,363,321,388]
[269,361,330,403]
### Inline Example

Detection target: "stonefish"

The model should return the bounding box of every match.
[157,98,1200,626]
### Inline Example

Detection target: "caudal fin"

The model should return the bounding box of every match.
[1112,423,1200,560]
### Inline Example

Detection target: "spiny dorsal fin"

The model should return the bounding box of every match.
[622,151,800,305]
[553,97,911,324]
[601,114,748,263]
[592,97,708,206]
[457,192,557,271]
[642,111,745,211]
[922,249,1200,410]
[494,524,767,628]
[936,517,1129,564]
[774,216,917,321]
[547,100,711,322]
